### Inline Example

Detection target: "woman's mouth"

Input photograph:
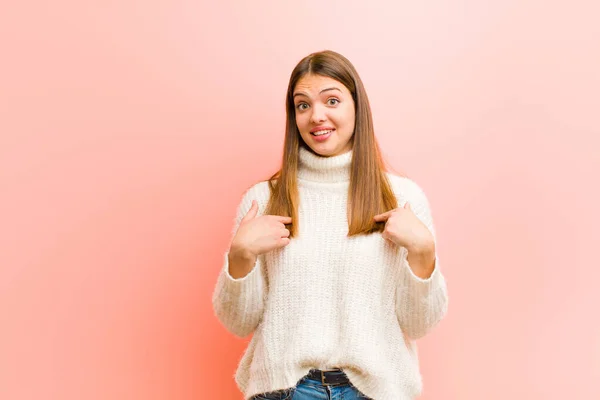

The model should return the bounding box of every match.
[310,129,335,142]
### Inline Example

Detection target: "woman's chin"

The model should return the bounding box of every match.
[309,145,337,157]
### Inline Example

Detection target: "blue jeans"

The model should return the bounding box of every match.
[250,370,372,400]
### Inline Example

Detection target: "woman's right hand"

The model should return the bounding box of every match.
[230,200,292,258]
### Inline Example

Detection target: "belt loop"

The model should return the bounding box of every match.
[321,370,326,385]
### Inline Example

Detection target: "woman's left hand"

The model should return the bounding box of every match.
[373,202,435,255]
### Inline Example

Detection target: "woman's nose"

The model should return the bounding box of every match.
[310,105,326,123]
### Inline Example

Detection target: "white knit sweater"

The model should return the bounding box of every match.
[212,146,448,400]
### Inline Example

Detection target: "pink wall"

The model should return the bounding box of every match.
[1,1,598,399]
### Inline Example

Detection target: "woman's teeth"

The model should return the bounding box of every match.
[312,129,334,136]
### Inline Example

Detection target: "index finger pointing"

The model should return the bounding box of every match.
[274,215,293,224]
[373,210,392,222]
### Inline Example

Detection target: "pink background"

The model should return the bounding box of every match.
[1,1,598,399]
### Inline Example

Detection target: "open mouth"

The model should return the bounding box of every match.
[311,129,335,136]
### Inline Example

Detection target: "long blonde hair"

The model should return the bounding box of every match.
[265,50,399,237]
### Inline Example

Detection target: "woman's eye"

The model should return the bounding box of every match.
[296,103,308,111]
[327,98,340,106]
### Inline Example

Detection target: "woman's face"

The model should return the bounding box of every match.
[293,74,355,157]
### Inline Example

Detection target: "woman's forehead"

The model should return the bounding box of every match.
[294,74,348,95]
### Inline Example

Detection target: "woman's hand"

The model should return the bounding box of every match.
[373,202,435,255]
[230,200,292,258]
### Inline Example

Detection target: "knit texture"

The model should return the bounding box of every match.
[212,146,448,400]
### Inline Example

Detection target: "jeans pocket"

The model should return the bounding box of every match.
[252,387,295,400]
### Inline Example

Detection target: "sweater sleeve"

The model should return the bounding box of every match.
[393,178,449,340]
[211,184,268,338]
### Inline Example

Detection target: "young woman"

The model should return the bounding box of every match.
[212,50,448,400]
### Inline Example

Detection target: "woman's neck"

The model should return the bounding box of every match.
[297,146,352,183]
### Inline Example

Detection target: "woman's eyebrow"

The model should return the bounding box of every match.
[293,87,343,99]
[319,87,342,94]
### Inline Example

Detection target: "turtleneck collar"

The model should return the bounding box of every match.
[297,146,353,183]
